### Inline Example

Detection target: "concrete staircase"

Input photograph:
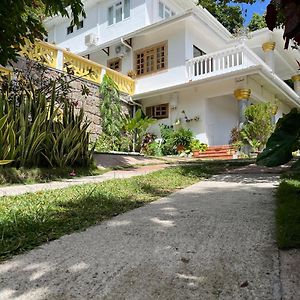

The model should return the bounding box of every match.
[193,145,235,160]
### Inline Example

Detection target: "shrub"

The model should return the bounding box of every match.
[190,139,208,152]
[172,128,193,149]
[241,102,275,151]
[0,73,93,168]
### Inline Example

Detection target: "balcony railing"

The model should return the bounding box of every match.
[18,40,135,95]
[0,66,13,76]
[186,45,258,81]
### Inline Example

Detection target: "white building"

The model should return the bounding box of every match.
[44,0,300,146]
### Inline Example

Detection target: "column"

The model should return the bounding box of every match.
[262,42,276,71]
[291,75,300,96]
[234,88,251,129]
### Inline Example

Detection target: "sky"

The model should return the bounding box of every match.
[229,0,271,25]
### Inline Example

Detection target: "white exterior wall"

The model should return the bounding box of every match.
[46,0,148,53]
[140,78,238,145]
[135,20,187,94]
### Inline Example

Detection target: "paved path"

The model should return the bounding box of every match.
[1,171,296,300]
[0,164,168,197]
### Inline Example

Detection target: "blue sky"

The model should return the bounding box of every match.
[229,0,270,24]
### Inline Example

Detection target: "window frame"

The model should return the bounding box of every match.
[193,45,206,58]
[146,103,169,119]
[77,20,84,30]
[158,1,175,19]
[107,57,122,72]
[108,0,131,26]
[67,25,74,35]
[134,41,168,77]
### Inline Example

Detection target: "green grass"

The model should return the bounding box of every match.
[0,166,106,186]
[0,161,252,260]
[276,172,300,249]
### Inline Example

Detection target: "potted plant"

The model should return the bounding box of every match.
[191,139,201,157]
[127,70,137,79]
[172,128,193,153]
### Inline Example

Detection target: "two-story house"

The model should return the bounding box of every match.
[44,0,300,146]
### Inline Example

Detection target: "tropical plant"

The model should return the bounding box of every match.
[172,128,193,149]
[248,13,267,31]
[0,75,93,168]
[0,0,85,66]
[123,109,155,152]
[257,108,300,169]
[190,139,208,152]
[99,74,125,149]
[160,125,176,156]
[240,102,275,151]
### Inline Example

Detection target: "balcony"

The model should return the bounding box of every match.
[18,40,135,95]
[186,44,261,82]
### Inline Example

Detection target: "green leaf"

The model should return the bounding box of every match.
[257,109,300,167]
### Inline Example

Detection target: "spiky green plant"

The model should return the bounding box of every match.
[0,78,94,168]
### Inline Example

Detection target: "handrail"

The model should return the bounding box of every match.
[18,40,135,95]
[186,44,258,80]
[0,66,12,76]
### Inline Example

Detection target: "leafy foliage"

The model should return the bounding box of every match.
[257,108,300,168]
[197,0,244,33]
[0,0,85,66]
[99,74,125,149]
[248,13,267,31]
[240,102,275,151]
[159,125,194,155]
[190,139,208,152]
[218,0,300,49]
[0,71,93,168]
[123,109,155,152]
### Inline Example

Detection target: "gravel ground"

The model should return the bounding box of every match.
[0,172,292,299]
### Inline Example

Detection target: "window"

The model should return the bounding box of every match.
[135,41,168,76]
[158,1,175,19]
[108,58,122,72]
[77,20,84,30]
[146,104,169,119]
[193,45,206,58]
[67,25,74,35]
[108,0,130,25]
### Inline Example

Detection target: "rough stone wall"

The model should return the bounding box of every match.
[12,58,132,141]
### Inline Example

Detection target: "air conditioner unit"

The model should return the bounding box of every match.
[115,44,130,57]
[85,34,97,47]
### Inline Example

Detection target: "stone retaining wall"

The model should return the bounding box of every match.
[12,58,133,141]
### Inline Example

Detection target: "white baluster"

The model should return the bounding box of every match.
[56,49,64,70]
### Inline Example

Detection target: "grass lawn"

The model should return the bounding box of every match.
[276,171,300,249]
[0,160,249,261]
[0,166,106,186]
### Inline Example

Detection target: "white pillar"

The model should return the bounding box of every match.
[262,42,276,72]
[292,75,300,96]
[234,89,251,129]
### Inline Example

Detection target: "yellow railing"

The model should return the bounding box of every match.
[106,69,135,95]
[18,40,135,95]
[63,51,103,84]
[0,66,12,76]
[19,40,58,69]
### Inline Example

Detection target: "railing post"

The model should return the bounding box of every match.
[56,49,64,71]
[100,68,106,83]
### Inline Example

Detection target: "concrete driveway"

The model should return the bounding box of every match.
[0,172,292,299]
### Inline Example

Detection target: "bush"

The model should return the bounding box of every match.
[241,102,275,151]
[0,72,93,168]
[172,128,193,149]
[190,139,208,152]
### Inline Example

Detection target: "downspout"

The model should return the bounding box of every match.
[121,37,132,50]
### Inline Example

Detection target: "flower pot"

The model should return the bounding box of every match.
[192,150,200,157]
[176,145,185,153]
